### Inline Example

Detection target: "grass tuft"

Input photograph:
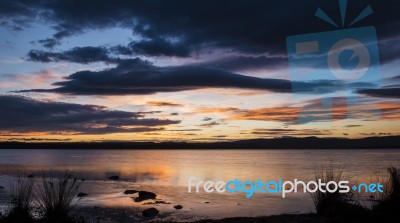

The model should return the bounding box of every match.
[372,166,400,221]
[36,172,83,223]
[6,176,35,222]
[311,167,346,216]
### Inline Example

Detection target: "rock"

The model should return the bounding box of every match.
[204,201,210,204]
[134,191,157,202]
[77,192,88,197]
[124,190,138,194]
[174,205,183,209]
[27,174,34,178]
[142,208,159,217]
[0,185,4,190]
[108,175,119,180]
[139,191,157,199]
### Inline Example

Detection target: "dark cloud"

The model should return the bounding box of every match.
[385,75,400,83]
[110,45,134,56]
[129,38,191,57]
[198,55,288,72]
[249,128,330,136]
[202,117,212,122]
[357,88,400,98]
[0,0,35,31]
[0,95,179,134]
[183,133,197,136]
[379,38,400,65]
[167,129,202,132]
[18,58,375,95]
[28,38,191,63]
[37,38,60,49]
[213,135,227,138]
[2,0,399,57]
[26,46,289,70]
[27,41,190,64]
[27,46,114,64]
[361,132,394,136]
[18,59,291,95]
[345,125,363,128]
[198,121,222,127]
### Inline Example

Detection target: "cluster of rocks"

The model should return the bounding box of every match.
[122,188,183,218]
[107,176,184,218]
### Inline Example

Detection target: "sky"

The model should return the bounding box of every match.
[0,0,399,142]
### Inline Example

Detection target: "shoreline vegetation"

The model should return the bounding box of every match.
[0,166,399,223]
[0,136,399,150]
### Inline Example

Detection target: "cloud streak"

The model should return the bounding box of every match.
[27,47,114,64]
[0,95,179,134]
[357,88,400,99]
[147,101,184,107]
[227,98,400,124]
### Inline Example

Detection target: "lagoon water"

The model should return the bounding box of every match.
[0,149,399,221]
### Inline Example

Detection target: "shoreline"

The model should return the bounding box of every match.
[69,206,322,223]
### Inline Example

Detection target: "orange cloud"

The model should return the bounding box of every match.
[228,99,400,124]
[378,103,400,120]
[228,106,301,123]
[246,128,331,136]
[196,107,240,114]
[147,101,183,107]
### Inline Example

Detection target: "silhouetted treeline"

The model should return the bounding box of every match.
[0,136,398,150]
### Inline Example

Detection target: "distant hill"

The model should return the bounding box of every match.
[0,136,399,149]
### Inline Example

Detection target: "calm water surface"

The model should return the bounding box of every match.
[0,149,399,220]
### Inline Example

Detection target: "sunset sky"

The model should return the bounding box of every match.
[0,0,399,142]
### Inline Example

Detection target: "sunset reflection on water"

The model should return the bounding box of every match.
[0,149,399,219]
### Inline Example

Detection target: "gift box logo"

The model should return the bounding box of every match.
[286,0,381,124]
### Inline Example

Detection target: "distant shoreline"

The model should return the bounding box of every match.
[0,136,399,150]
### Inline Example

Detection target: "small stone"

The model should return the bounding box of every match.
[174,205,183,209]
[27,175,34,178]
[134,191,157,202]
[142,208,159,217]
[108,175,119,180]
[139,191,157,199]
